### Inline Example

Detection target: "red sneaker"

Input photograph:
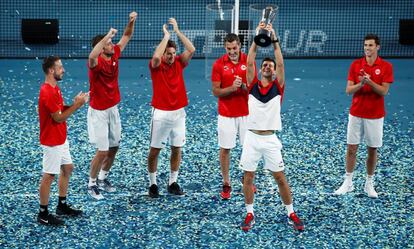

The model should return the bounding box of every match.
[220,184,231,200]
[240,213,255,231]
[288,213,304,231]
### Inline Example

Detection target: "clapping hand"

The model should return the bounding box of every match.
[129,11,138,22]
[168,18,179,33]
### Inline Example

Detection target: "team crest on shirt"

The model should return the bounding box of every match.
[224,66,229,71]
[375,69,381,75]
[241,65,247,70]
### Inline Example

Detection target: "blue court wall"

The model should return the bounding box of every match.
[0,0,413,58]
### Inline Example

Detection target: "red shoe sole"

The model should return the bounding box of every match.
[220,192,231,200]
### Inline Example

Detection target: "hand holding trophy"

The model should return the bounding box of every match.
[254,6,278,47]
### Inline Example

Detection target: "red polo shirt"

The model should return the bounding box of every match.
[149,56,188,110]
[38,83,67,146]
[211,53,251,117]
[348,56,393,119]
[88,45,121,110]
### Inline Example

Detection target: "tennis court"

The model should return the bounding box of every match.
[0,0,413,248]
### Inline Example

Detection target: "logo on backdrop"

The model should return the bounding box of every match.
[174,29,328,55]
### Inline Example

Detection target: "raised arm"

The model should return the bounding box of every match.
[169,18,195,64]
[51,92,89,123]
[117,11,138,52]
[247,23,264,86]
[88,28,117,68]
[271,26,285,88]
[151,24,170,68]
[246,42,258,87]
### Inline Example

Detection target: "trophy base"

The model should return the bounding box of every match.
[254,33,272,47]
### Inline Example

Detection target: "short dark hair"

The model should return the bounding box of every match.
[166,40,177,50]
[224,33,240,45]
[364,33,380,45]
[91,34,105,48]
[261,57,276,69]
[42,56,60,74]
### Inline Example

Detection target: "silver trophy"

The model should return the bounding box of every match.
[254,6,278,47]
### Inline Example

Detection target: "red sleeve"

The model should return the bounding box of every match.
[383,62,394,83]
[88,57,102,72]
[247,78,258,92]
[211,60,221,82]
[149,60,159,72]
[114,45,121,59]
[347,61,357,82]
[41,90,60,114]
[177,56,188,69]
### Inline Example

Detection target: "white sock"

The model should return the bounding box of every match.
[366,174,374,182]
[98,170,109,181]
[345,172,354,184]
[149,172,157,186]
[169,170,178,185]
[285,204,294,216]
[246,204,254,215]
[88,178,97,187]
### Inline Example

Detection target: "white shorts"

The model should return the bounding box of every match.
[42,140,73,175]
[150,108,186,149]
[239,130,285,172]
[87,105,121,151]
[347,114,384,148]
[218,115,247,149]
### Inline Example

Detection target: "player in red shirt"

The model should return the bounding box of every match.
[147,18,195,198]
[87,12,137,200]
[334,34,394,198]
[211,33,250,200]
[38,56,89,225]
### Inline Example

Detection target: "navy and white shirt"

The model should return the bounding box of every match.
[246,80,284,131]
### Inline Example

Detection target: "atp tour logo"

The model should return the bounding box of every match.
[175,29,329,56]
[375,69,381,75]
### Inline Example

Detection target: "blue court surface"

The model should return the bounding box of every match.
[0,58,413,248]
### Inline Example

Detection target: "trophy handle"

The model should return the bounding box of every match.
[268,11,277,24]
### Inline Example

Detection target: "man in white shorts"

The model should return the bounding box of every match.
[334,34,394,198]
[147,18,195,198]
[239,22,304,232]
[87,12,137,200]
[211,33,249,200]
[38,56,89,225]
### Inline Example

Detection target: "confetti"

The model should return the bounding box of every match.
[0,59,412,248]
